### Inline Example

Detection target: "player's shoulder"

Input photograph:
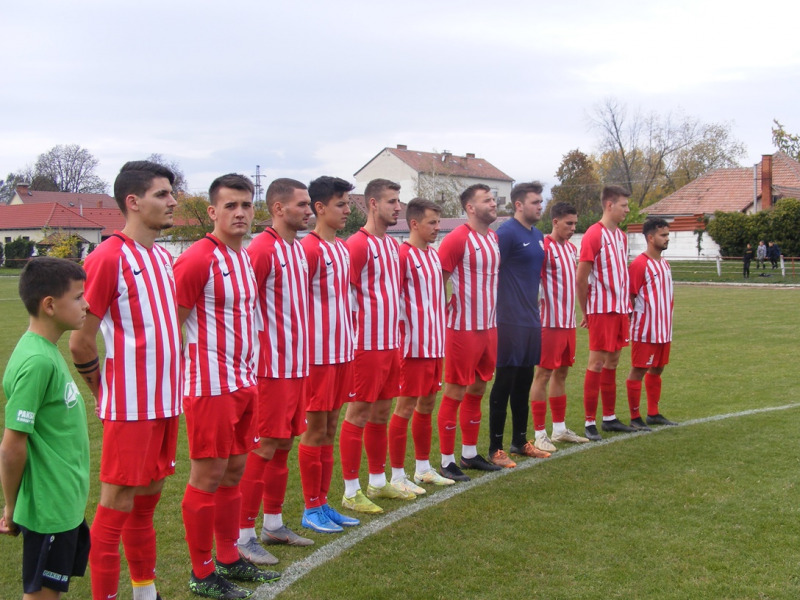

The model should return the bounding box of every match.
[84,234,125,270]
[300,231,320,250]
[346,228,369,249]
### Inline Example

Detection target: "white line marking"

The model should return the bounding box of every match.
[253,402,800,599]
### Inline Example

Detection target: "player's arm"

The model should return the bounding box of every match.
[576,261,592,328]
[0,428,28,535]
[69,313,103,399]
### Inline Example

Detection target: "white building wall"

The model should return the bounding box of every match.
[569,230,721,261]
[353,153,419,203]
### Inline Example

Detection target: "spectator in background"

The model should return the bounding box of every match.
[742,243,754,278]
[756,241,766,270]
[768,241,781,269]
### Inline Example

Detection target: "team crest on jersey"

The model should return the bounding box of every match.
[164,262,175,282]
[391,247,399,261]
[301,258,308,272]
[64,381,80,408]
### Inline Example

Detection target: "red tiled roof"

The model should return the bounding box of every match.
[80,207,126,238]
[355,147,513,182]
[644,152,800,216]
[0,203,104,230]
[13,189,117,209]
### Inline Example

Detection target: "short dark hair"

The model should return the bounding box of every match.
[209,173,254,205]
[364,178,400,206]
[308,176,355,215]
[601,185,630,207]
[642,217,669,238]
[510,181,544,204]
[406,197,441,226]
[19,257,86,317]
[550,202,577,220]
[460,183,491,210]
[114,161,175,214]
[266,178,307,210]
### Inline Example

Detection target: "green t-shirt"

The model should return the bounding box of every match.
[3,331,89,533]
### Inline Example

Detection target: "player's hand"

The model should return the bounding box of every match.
[579,315,588,329]
[0,508,19,536]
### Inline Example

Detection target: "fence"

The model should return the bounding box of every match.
[667,256,797,282]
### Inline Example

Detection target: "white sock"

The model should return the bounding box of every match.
[535,430,547,440]
[441,453,455,467]
[602,414,617,422]
[343,478,360,498]
[461,445,477,459]
[368,472,386,488]
[416,459,432,473]
[552,421,567,434]
[262,513,282,531]
[132,583,157,600]
[391,467,406,482]
[238,527,256,545]
[585,420,596,427]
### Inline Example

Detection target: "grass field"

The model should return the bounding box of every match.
[0,275,799,599]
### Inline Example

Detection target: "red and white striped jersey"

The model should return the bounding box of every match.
[540,235,578,329]
[83,231,182,421]
[301,231,354,365]
[579,222,630,315]
[437,224,500,331]
[250,228,309,378]
[347,228,401,351]
[174,234,258,397]
[399,242,445,358]
[629,253,673,343]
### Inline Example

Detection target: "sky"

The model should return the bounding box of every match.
[2,0,799,198]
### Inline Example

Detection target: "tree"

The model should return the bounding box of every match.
[706,198,800,257]
[772,119,800,161]
[33,144,108,193]
[342,205,367,238]
[146,153,189,195]
[413,150,467,218]
[548,149,602,229]
[4,237,35,268]
[0,168,34,203]
[169,194,213,241]
[663,122,746,193]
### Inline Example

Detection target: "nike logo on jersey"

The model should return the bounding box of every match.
[254,436,260,444]
[222,271,231,277]
[348,392,357,398]
[445,424,456,430]
[373,254,380,259]
[325,260,333,266]
[280,262,287,267]
[523,242,531,247]
[170,460,177,468]
[414,263,422,268]
[133,268,144,275]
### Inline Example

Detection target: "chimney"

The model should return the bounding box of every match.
[761,154,773,210]
[466,153,475,159]
[16,182,31,197]
[396,144,407,150]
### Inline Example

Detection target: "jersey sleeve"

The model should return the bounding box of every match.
[300,236,320,279]
[628,256,646,297]
[4,355,54,434]
[437,228,464,274]
[83,244,120,320]
[249,240,275,289]
[346,232,368,285]
[496,223,514,261]
[578,225,601,263]
[398,244,409,288]
[173,242,211,309]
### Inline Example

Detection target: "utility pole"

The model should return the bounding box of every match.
[252,165,264,203]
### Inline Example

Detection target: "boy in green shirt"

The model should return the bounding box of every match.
[1,257,91,599]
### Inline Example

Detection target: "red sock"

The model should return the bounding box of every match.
[583,370,601,421]
[531,399,547,432]
[600,368,617,418]
[339,420,364,481]
[122,492,160,583]
[388,414,409,469]
[626,379,642,420]
[645,373,662,416]
[437,395,460,455]
[549,395,567,424]
[239,452,269,529]
[412,410,432,460]
[182,485,215,578]
[298,443,323,508]
[262,448,289,516]
[459,393,483,446]
[320,444,334,503]
[90,504,130,600]
[214,485,241,565]
[364,421,387,475]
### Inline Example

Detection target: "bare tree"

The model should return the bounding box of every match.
[34,144,108,193]
[413,151,465,217]
[146,153,189,195]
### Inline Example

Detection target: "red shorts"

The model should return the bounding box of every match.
[183,387,258,459]
[444,328,497,386]
[631,341,671,369]
[100,417,179,486]
[587,313,630,353]
[257,377,307,439]
[306,362,354,412]
[399,357,443,397]
[539,328,576,370]
[351,348,401,403]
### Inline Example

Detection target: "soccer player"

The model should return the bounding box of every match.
[238,178,314,551]
[70,160,182,600]
[626,217,679,428]
[174,174,279,598]
[437,184,501,480]
[576,185,637,441]
[297,176,361,532]
[530,202,590,445]
[388,197,455,489]
[340,178,410,514]
[1,258,90,600]
[487,182,551,468]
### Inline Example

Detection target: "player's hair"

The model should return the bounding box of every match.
[460,183,491,210]
[209,173,254,205]
[550,202,577,219]
[364,179,401,208]
[510,181,544,204]
[308,176,355,215]
[406,197,441,226]
[266,178,307,210]
[600,185,630,208]
[18,257,86,317]
[642,217,669,238]
[114,160,175,214]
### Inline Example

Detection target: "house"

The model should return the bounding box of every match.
[10,183,118,210]
[0,203,105,249]
[353,145,514,211]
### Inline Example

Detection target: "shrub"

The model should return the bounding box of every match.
[4,237,35,268]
